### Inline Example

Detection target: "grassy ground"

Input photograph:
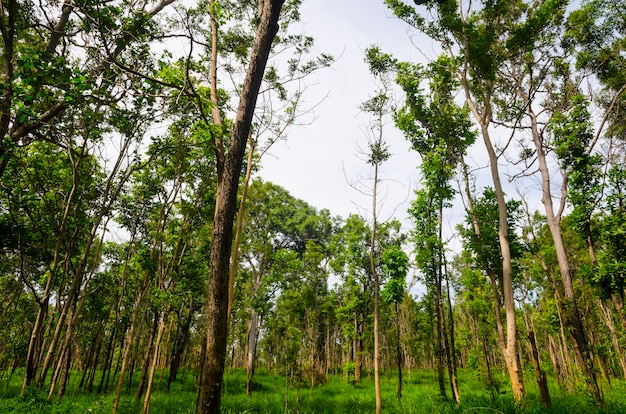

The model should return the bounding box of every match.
[1,368,625,413]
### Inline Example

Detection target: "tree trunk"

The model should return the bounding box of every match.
[472,111,525,400]
[528,112,603,403]
[548,335,564,388]
[112,277,151,414]
[199,2,285,412]
[524,309,550,407]
[245,308,260,395]
[135,311,159,403]
[369,132,382,414]
[169,298,198,390]
[435,280,447,399]
[79,330,98,390]
[353,318,362,384]
[444,260,460,403]
[395,303,403,401]
[142,312,167,414]
[87,335,103,393]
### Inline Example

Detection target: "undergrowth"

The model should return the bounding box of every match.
[1,368,624,413]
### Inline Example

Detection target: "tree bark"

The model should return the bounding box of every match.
[523,309,550,408]
[527,108,603,403]
[370,132,382,414]
[395,303,403,400]
[142,312,168,414]
[444,260,460,403]
[199,2,285,412]
[461,82,525,400]
[245,308,260,395]
[169,298,198,390]
[228,137,255,322]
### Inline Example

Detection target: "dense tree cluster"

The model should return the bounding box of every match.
[1,0,626,413]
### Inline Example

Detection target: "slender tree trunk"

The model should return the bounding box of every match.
[523,309,550,407]
[142,312,167,414]
[528,112,603,403]
[444,259,460,403]
[395,303,402,401]
[548,335,564,388]
[87,335,103,393]
[482,333,496,395]
[199,2,284,412]
[434,281,447,399]
[556,300,575,387]
[245,308,260,395]
[370,143,382,414]
[112,278,151,414]
[486,130,524,401]
[353,318,362,383]
[169,298,197,390]
[79,331,98,390]
[473,113,525,401]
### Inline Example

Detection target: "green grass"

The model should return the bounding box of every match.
[1,368,625,413]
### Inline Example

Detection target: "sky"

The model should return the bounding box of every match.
[257,0,552,242]
[258,0,434,231]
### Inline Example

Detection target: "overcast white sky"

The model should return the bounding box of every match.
[259,0,432,231]
[258,0,556,237]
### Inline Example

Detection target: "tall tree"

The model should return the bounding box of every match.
[367,47,475,401]
[358,62,395,414]
[384,0,574,400]
[199,1,285,412]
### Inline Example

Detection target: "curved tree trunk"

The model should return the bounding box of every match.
[527,109,603,403]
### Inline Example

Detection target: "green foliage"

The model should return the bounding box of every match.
[381,247,409,305]
[458,187,525,283]
[552,94,602,235]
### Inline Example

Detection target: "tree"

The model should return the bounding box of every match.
[381,247,408,400]
[367,47,475,402]
[332,215,373,385]
[235,179,320,395]
[384,0,569,400]
[0,0,177,179]
[358,62,394,414]
[199,2,286,412]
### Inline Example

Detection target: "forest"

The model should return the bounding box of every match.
[1,0,626,413]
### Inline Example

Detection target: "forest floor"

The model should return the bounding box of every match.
[1,368,625,413]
